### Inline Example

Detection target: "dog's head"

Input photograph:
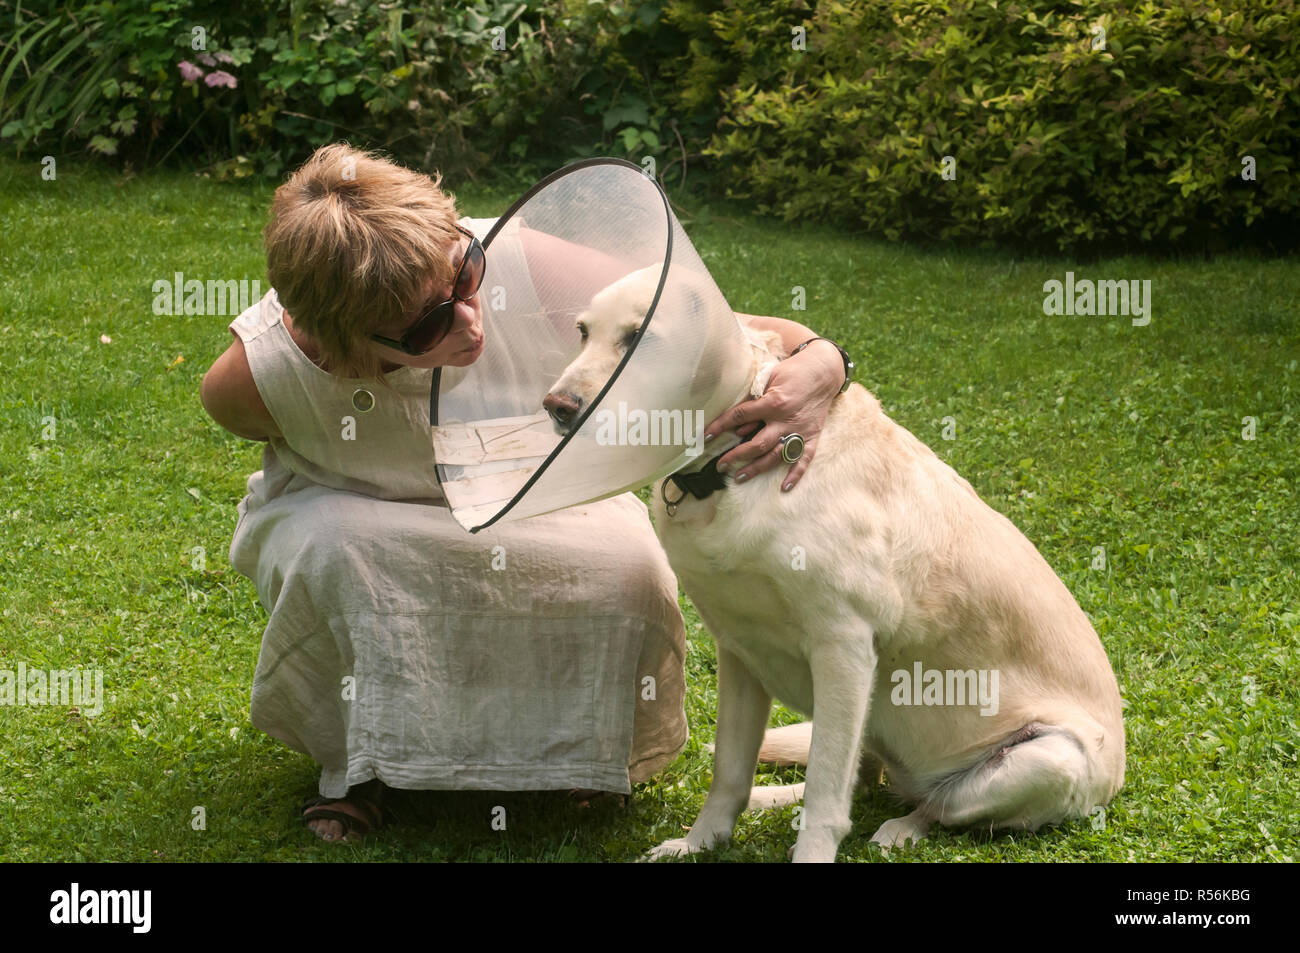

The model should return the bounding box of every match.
[542,264,662,433]
[542,262,767,436]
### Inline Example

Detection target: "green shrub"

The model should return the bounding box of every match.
[667,0,1300,250]
[1,0,257,168]
[0,0,670,181]
[5,0,1295,251]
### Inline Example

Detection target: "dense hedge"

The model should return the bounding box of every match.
[0,0,661,181]
[3,0,1297,250]
[665,0,1300,250]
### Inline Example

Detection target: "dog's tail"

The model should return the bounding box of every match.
[757,722,812,766]
[751,723,812,811]
[703,722,812,765]
[701,723,813,810]
[746,782,805,810]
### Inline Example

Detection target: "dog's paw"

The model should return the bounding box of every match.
[787,842,837,863]
[644,837,702,862]
[869,815,930,851]
[786,825,842,862]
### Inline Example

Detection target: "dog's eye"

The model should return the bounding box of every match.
[622,329,638,349]
[577,322,588,341]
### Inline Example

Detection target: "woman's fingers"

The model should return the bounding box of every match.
[703,347,838,490]
[776,431,818,491]
[717,418,779,473]
[719,423,819,488]
[703,400,762,442]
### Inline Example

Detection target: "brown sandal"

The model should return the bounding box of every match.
[567,788,629,808]
[301,780,385,841]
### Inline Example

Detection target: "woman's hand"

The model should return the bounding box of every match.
[703,337,845,492]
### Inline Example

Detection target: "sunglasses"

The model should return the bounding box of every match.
[369,223,486,355]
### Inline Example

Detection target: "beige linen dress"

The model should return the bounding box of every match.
[227,217,688,798]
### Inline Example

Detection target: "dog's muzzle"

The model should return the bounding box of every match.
[543,390,583,434]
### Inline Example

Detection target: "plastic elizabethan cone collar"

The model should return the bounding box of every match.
[430,158,754,532]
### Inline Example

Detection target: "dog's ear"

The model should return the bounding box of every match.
[679,281,706,319]
[632,263,668,323]
[743,325,787,360]
[739,326,786,400]
[751,358,781,399]
[680,277,729,403]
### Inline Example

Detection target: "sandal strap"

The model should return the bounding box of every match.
[301,795,382,835]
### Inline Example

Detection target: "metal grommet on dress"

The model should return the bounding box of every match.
[352,388,376,413]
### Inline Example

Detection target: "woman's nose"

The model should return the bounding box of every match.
[453,298,480,327]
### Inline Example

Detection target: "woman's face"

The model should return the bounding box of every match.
[370,233,485,371]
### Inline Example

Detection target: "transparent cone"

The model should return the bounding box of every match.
[430,158,753,532]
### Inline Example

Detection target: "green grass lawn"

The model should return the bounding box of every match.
[0,156,1296,862]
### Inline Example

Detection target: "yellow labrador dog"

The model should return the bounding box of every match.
[543,266,1125,863]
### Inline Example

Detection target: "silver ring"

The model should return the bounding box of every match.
[779,433,805,463]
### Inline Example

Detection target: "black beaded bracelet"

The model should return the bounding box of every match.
[790,336,855,394]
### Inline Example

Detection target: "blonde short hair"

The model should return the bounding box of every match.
[264,142,461,380]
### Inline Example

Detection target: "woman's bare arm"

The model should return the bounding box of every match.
[200,334,282,442]
[516,225,635,305]
[736,312,827,358]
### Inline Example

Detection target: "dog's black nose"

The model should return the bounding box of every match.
[543,390,583,432]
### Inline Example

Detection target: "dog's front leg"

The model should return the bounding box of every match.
[791,631,876,863]
[647,646,771,861]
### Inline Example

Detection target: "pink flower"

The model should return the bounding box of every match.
[215,51,235,64]
[204,70,237,89]
[177,60,204,83]
[196,52,217,67]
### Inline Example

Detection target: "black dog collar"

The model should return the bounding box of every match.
[662,424,761,513]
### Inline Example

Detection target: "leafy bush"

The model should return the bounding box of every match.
[674,0,1300,250]
[1,1,253,167]
[4,0,1296,250]
[0,0,672,181]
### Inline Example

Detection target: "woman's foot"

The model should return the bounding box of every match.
[301,779,386,842]
[567,788,628,809]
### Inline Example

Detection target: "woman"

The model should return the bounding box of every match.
[200,142,848,842]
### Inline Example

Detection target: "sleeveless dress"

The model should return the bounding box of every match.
[226,216,688,798]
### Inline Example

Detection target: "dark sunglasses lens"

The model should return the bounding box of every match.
[456,242,485,299]
[407,301,455,353]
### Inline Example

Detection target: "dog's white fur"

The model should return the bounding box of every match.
[545,266,1125,862]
